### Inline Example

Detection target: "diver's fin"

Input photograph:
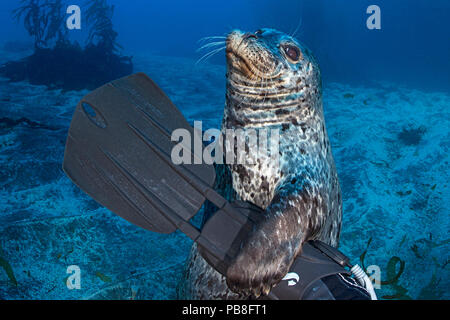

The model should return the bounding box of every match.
[63,72,218,234]
[62,73,255,274]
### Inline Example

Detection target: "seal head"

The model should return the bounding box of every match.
[223,28,328,211]
[225,28,322,128]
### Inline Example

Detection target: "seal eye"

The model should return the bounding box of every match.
[282,44,302,62]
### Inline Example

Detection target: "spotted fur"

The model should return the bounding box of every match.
[179,28,342,299]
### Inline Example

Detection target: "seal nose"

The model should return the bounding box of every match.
[243,32,258,40]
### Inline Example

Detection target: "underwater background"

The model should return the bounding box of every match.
[0,0,448,299]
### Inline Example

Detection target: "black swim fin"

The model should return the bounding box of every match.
[63,72,260,275]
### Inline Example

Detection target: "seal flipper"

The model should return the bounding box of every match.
[225,183,331,298]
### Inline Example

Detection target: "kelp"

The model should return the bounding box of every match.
[360,235,448,299]
[43,0,68,45]
[95,271,112,283]
[411,244,424,259]
[12,0,45,48]
[359,237,372,270]
[2,0,133,90]
[359,237,409,299]
[85,0,122,53]
[13,0,67,49]
[0,244,18,286]
[0,257,18,286]
[381,256,411,299]
[410,237,450,261]
[381,256,405,286]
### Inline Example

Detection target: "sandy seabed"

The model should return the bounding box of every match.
[0,50,448,299]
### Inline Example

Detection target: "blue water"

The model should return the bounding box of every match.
[0,0,448,299]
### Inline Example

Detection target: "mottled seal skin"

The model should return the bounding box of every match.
[179,28,342,299]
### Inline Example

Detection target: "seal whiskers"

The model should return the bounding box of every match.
[196,45,226,65]
[197,41,226,52]
[198,35,227,43]
[196,35,227,65]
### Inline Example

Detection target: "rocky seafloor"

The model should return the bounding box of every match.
[0,50,448,299]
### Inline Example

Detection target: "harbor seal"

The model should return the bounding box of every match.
[179,28,342,299]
